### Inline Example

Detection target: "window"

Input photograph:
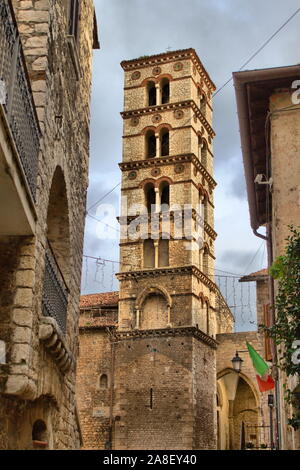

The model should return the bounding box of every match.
[144,183,156,213]
[203,246,209,276]
[100,374,108,389]
[161,78,170,104]
[158,239,169,267]
[201,140,208,167]
[143,239,155,268]
[69,0,80,41]
[32,420,48,443]
[147,81,156,106]
[160,181,170,210]
[160,129,169,156]
[200,92,206,118]
[206,302,210,335]
[146,130,156,158]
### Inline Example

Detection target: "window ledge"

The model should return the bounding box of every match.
[33,440,48,449]
[66,35,81,80]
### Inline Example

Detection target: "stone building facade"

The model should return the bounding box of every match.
[234,65,300,449]
[0,0,99,449]
[78,271,272,450]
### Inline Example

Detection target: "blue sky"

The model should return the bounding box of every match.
[82,0,300,330]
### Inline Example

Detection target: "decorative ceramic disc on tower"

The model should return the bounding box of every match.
[152,66,161,76]
[151,168,161,177]
[130,117,140,126]
[173,62,183,71]
[174,109,184,120]
[152,114,162,124]
[131,71,141,80]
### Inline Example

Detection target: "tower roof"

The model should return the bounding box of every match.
[121,48,216,92]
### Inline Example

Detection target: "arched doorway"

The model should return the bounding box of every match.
[217,369,259,450]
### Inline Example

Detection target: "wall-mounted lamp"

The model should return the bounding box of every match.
[231,349,248,373]
[231,352,244,373]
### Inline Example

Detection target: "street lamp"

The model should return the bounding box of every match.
[231,351,244,373]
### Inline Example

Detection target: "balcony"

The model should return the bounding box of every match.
[0,0,40,235]
[42,243,69,335]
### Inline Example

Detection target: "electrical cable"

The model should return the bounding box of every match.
[213,6,300,97]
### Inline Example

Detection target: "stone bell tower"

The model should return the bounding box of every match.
[113,49,218,450]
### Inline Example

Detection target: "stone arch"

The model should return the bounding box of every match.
[136,285,172,310]
[217,368,260,407]
[156,122,172,134]
[217,369,260,450]
[141,125,156,136]
[46,165,70,283]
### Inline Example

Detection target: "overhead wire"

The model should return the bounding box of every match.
[213,6,300,97]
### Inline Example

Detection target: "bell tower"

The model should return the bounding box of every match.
[113,49,218,450]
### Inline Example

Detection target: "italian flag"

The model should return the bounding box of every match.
[246,342,275,392]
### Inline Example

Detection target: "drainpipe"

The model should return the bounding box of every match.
[252,224,281,450]
[107,330,115,450]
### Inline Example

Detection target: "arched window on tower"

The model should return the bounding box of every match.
[161,78,170,104]
[160,181,170,211]
[147,81,156,106]
[200,92,207,118]
[199,248,203,271]
[100,373,108,389]
[205,301,210,335]
[203,195,208,221]
[143,239,155,268]
[160,128,169,156]
[158,238,169,267]
[203,246,209,277]
[144,183,156,213]
[145,130,156,158]
[201,140,208,167]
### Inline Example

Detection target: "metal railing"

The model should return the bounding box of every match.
[42,242,68,335]
[0,0,40,200]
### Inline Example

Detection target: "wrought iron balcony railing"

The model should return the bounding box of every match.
[0,0,40,200]
[42,242,69,335]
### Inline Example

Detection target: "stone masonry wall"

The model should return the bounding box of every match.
[0,0,96,449]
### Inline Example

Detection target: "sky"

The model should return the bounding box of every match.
[81,0,300,330]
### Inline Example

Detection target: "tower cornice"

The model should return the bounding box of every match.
[116,265,217,292]
[110,326,218,349]
[120,48,216,92]
[120,100,215,138]
[118,153,217,189]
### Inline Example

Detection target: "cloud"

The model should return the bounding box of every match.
[82,0,300,328]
